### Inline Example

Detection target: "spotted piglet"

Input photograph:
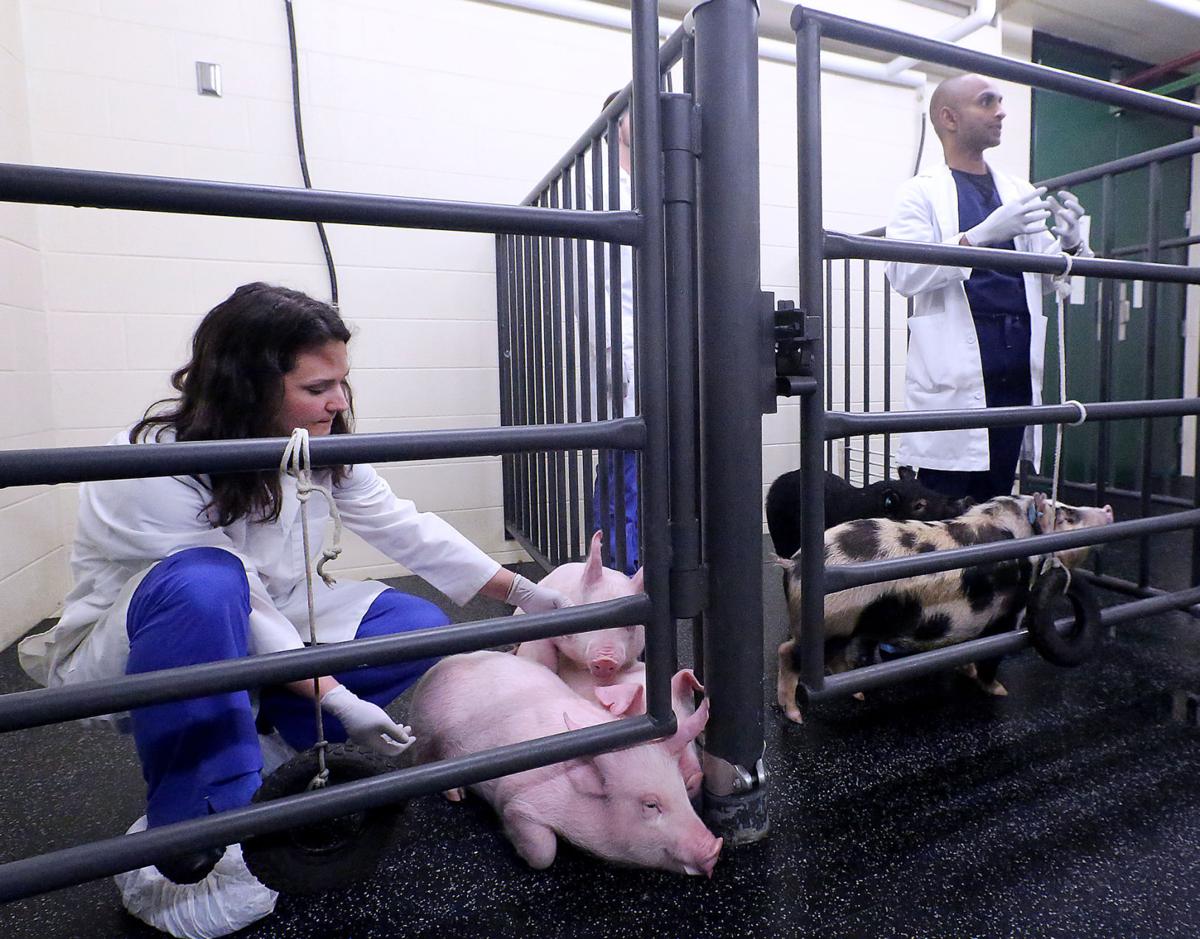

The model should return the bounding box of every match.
[410,651,722,877]
[776,492,1114,722]
[516,530,644,686]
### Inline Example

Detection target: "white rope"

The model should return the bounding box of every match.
[1044,251,1085,590]
[279,427,346,787]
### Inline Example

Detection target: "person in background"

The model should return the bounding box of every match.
[592,90,639,574]
[886,73,1091,502]
[18,282,570,938]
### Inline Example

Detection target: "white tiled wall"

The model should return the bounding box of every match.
[0,0,68,649]
[2,0,1038,648]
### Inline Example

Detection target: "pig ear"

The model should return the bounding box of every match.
[593,682,645,717]
[898,465,915,481]
[583,531,605,586]
[630,567,645,592]
[666,697,709,756]
[670,668,704,698]
[564,758,607,798]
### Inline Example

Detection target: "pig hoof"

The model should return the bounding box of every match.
[852,691,866,702]
[781,705,804,725]
[982,680,1008,697]
[443,787,466,802]
[959,663,979,680]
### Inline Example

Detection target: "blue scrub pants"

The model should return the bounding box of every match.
[919,309,1032,504]
[125,547,447,828]
[592,450,639,575]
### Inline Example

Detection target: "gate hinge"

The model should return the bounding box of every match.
[702,746,767,796]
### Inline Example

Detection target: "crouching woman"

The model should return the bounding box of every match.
[18,282,568,937]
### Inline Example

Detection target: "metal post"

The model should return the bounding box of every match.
[630,0,675,727]
[1095,172,1114,578]
[795,12,828,697]
[496,234,515,539]
[608,114,629,574]
[693,0,768,843]
[575,153,596,551]
[1140,161,1162,588]
[561,168,583,557]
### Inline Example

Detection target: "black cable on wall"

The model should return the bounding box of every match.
[284,0,339,305]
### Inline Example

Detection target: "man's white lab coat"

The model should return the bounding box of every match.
[885,162,1064,472]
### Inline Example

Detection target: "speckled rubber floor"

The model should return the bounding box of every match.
[4,522,1200,938]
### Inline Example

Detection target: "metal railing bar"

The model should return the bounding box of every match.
[0,162,643,245]
[520,25,687,205]
[791,7,1200,124]
[1024,473,1194,510]
[802,583,1200,704]
[0,596,650,734]
[0,712,670,903]
[1112,233,1200,258]
[0,419,647,489]
[824,397,1200,438]
[1076,569,1200,618]
[823,509,1200,593]
[1039,134,1200,190]
[825,232,1200,285]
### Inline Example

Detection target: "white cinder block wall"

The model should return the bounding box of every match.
[0,0,69,650]
[1,0,1034,649]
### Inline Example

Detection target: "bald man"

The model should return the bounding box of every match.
[885,73,1090,502]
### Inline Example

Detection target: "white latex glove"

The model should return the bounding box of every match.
[320,684,414,757]
[506,573,573,614]
[964,187,1051,246]
[1047,189,1086,251]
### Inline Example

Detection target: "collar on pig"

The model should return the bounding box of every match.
[1027,500,1057,536]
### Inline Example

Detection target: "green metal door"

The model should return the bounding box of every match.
[1031,33,1192,491]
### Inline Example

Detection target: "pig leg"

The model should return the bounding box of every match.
[776,639,804,724]
[501,805,558,869]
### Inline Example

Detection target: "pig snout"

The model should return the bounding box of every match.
[587,641,630,681]
[681,835,723,878]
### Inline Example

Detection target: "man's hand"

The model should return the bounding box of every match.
[964,187,1051,247]
[320,684,414,756]
[506,573,573,614]
[1047,189,1086,251]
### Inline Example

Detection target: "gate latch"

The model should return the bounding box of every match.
[774,299,821,398]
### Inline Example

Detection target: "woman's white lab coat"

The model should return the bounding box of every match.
[18,429,501,699]
[885,163,1063,473]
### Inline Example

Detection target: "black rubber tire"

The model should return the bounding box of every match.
[241,743,404,895]
[1027,568,1102,668]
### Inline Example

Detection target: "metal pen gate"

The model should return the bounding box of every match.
[787,6,1200,708]
[0,0,713,904]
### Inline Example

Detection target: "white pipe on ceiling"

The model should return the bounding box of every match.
[482,0,1004,90]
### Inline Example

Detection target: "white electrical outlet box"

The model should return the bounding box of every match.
[196,62,222,97]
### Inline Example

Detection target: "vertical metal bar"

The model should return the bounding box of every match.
[1140,162,1162,588]
[561,166,583,558]
[883,270,892,480]
[843,258,851,479]
[576,152,596,556]
[496,234,515,537]
[682,27,705,686]
[591,137,612,563]
[511,234,525,539]
[608,115,629,574]
[825,257,833,470]
[537,202,549,559]
[520,233,535,543]
[548,182,568,565]
[630,0,673,724]
[796,13,828,698]
[862,259,871,481]
[1095,172,1114,579]
[693,0,768,842]
[662,92,704,636]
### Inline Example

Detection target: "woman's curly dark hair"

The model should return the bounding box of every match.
[131,282,354,526]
